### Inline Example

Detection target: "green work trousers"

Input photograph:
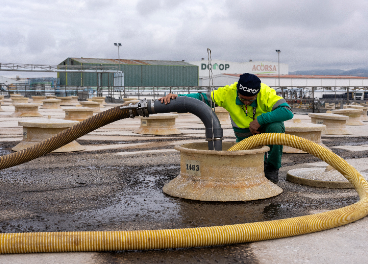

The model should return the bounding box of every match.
[235,121,285,169]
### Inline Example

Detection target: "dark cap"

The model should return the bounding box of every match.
[237,73,261,96]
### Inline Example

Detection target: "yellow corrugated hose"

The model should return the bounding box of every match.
[1,131,368,253]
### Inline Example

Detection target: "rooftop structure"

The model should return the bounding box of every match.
[58,57,199,87]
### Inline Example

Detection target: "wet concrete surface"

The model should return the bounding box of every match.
[1,153,357,233]
[0,135,363,263]
[1,106,368,263]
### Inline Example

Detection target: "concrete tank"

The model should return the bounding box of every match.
[163,142,282,201]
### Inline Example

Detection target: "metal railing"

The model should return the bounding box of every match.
[2,84,368,113]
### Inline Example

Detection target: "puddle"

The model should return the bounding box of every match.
[0,162,360,233]
[335,141,368,146]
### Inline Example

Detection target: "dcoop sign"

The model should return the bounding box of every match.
[201,63,230,71]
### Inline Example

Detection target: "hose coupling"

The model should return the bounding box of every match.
[206,137,223,142]
[120,99,150,118]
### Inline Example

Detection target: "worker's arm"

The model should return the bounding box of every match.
[159,93,178,104]
[249,104,293,135]
[257,103,294,125]
[159,93,212,106]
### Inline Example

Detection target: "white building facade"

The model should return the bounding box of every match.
[189,60,288,78]
[199,73,368,88]
[0,76,25,85]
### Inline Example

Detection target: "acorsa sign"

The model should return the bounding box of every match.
[252,63,277,72]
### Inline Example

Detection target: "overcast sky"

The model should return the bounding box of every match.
[1,0,368,77]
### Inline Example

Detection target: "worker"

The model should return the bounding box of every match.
[159,73,294,184]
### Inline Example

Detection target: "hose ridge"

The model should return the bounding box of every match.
[0,106,133,170]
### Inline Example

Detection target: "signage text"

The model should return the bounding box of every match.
[201,63,230,71]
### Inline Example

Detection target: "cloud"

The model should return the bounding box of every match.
[0,0,368,74]
[0,27,26,47]
[26,28,56,53]
[136,0,185,15]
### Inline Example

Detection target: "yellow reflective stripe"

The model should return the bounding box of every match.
[211,82,282,128]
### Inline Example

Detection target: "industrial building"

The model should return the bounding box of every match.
[57,58,199,87]
[192,60,368,98]
[199,73,368,87]
[199,73,368,100]
[189,59,289,78]
[4,58,368,101]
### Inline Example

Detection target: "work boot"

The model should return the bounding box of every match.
[264,162,279,184]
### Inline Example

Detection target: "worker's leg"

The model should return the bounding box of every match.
[234,124,284,167]
[234,123,284,184]
[259,121,285,169]
[235,131,253,143]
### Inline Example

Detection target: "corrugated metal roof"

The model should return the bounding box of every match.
[70,58,194,66]
[139,60,193,66]
[224,73,368,79]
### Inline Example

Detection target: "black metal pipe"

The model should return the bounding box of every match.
[148,97,223,151]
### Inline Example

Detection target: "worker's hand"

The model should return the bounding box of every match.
[159,93,178,104]
[249,119,261,135]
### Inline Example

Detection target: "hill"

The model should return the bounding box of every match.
[289,68,368,77]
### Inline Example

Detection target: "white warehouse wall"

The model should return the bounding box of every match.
[190,60,288,78]
[199,74,368,88]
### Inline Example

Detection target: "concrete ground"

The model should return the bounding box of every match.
[0,100,368,263]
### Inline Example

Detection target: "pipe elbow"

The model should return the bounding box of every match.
[148,97,223,150]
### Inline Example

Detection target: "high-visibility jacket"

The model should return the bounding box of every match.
[211,82,289,128]
[178,82,292,129]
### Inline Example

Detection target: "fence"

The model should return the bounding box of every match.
[2,84,368,113]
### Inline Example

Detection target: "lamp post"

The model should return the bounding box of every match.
[114,43,122,97]
[114,42,122,71]
[114,43,122,61]
[114,42,122,74]
[275,49,282,97]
